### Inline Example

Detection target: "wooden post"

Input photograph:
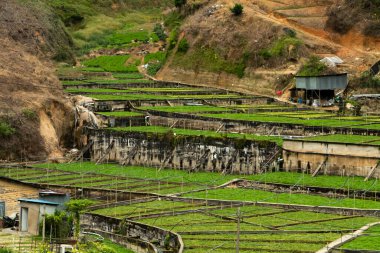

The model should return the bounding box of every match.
[236,207,241,253]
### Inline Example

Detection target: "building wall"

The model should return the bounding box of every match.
[19,202,56,235]
[283,140,380,177]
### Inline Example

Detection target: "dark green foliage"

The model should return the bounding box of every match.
[297,56,327,76]
[230,4,244,16]
[177,38,189,53]
[0,249,13,253]
[174,0,186,8]
[66,199,94,239]
[0,121,15,137]
[164,11,184,30]
[40,211,73,239]
[147,63,163,76]
[153,23,167,41]
[167,28,179,50]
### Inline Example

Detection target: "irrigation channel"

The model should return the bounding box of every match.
[4,69,380,252]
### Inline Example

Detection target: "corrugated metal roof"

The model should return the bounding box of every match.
[295,74,348,90]
[18,198,60,206]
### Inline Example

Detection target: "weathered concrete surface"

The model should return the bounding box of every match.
[283,140,380,177]
[82,213,184,253]
[89,130,279,174]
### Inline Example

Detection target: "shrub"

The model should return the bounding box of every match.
[167,28,179,50]
[259,35,302,60]
[297,56,327,76]
[0,248,13,253]
[0,121,15,137]
[153,23,167,41]
[22,109,38,120]
[230,4,244,16]
[174,0,186,8]
[178,38,189,53]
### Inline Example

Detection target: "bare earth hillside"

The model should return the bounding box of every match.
[158,0,380,96]
[0,0,73,161]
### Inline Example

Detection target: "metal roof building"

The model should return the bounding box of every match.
[295,73,348,90]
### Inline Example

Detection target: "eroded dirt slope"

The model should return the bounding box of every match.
[0,0,74,161]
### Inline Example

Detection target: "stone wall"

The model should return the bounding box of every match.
[88,130,279,174]
[283,140,380,177]
[81,213,184,253]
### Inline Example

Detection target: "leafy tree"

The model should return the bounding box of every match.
[153,23,167,41]
[65,199,94,239]
[174,0,186,8]
[297,56,327,76]
[230,4,244,16]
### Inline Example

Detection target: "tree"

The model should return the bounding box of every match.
[153,23,167,41]
[174,0,186,8]
[230,4,244,16]
[65,199,94,239]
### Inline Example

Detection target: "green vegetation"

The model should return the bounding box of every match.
[112,73,144,79]
[65,88,133,93]
[184,188,380,209]
[249,171,380,192]
[341,224,380,250]
[174,0,187,8]
[202,113,368,128]
[108,126,283,145]
[300,134,380,145]
[178,38,189,53]
[97,111,143,117]
[138,105,232,113]
[144,51,167,76]
[297,56,327,76]
[172,47,248,78]
[65,199,95,239]
[260,35,302,59]
[83,55,138,72]
[0,121,15,137]
[153,23,167,41]
[42,210,73,239]
[230,3,244,16]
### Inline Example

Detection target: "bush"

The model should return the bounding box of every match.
[178,38,189,52]
[230,4,244,16]
[0,121,15,137]
[167,28,179,50]
[22,109,38,120]
[174,0,186,8]
[153,23,167,41]
[0,248,13,253]
[259,35,302,59]
[297,56,327,76]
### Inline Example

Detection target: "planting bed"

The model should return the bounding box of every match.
[91,198,378,253]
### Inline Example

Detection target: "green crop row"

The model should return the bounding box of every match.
[108,126,283,145]
[184,188,380,209]
[97,111,144,117]
[82,55,138,73]
[137,105,232,113]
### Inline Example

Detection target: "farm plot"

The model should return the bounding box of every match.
[202,113,371,128]
[96,111,144,117]
[183,188,380,209]
[92,199,378,253]
[137,105,233,113]
[339,224,380,251]
[88,93,249,101]
[108,126,283,145]
[299,134,380,145]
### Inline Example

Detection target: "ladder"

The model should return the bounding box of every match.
[364,160,380,181]
[312,157,328,177]
[95,140,115,165]
[69,140,94,163]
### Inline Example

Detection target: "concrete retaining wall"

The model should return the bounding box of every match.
[88,130,279,174]
[283,140,380,177]
[81,213,184,253]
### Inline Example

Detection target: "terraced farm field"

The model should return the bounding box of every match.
[92,198,378,253]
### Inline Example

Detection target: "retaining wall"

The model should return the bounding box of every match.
[81,213,184,253]
[88,130,279,174]
[283,140,380,177]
